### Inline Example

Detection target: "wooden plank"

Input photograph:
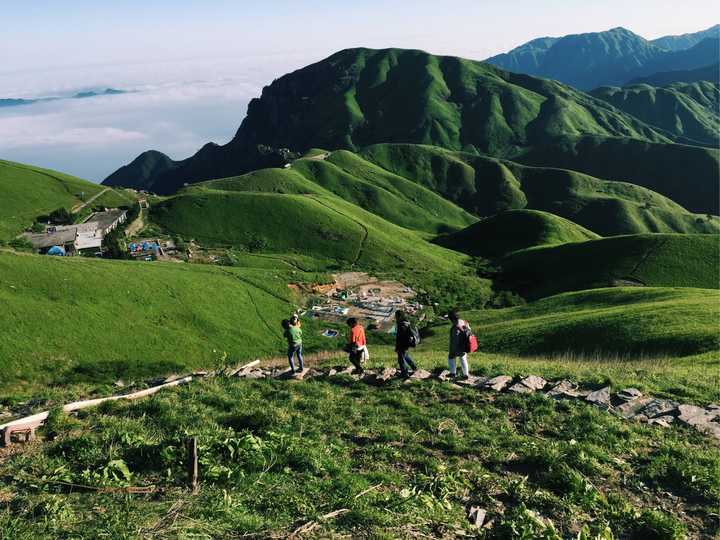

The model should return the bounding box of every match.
[187,437,199,494]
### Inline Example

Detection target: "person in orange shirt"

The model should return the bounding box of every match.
[346,317,366,374]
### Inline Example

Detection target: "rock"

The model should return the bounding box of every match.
[163,374,182,384]
[614,388,643,404]
[648,415,675,428]
[457,376,485,388]
[616,397,652,419]
[113,380,125,388]
[242,370,266,379]
[586,387,611,408]
[191,371,209,378]
[546,380,585,399]
[638,399,679,419]
[375,368,397,382]
[520,375,547,391]
[409,369,433,380]
[696,423,720,441]
[435,369,452,381]
[677,404,719,426]
[326,368,338,377]
[508,383,534,394]
[468,506,486,528]
[484,376,512,392]
[293,368,310,380]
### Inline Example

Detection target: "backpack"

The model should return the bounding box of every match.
[408,325,421,348]
[462,325,478,353]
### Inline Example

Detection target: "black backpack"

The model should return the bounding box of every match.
[408,325,421,348]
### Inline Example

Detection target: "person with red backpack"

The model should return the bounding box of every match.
[448,310,476,379]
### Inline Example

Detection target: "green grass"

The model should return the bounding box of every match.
[0,160,106,241]
[435,209,599,257]
[0,252,337,396]
[1,376,716,538]
[360,143,720,234]
[499,233,720,298]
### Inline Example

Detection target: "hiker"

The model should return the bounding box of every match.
[282,318,304,373]
[345,317,366,374]
[290,313,302,328]
[394,310,418,378]
[448,310,471,379]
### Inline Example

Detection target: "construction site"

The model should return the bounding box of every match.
[306,272,422,331]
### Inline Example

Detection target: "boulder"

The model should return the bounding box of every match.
[484,376,512,392]
[616,397,652,419]
[508,383,534,394]
[586,387,611,408]
[546,380,586,399]
[638,399,679,419]
[677,404,719,426]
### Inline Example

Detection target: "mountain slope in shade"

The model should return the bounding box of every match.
[591,82,720,146]
[650,24,720,51]
[485,27,719,89]
[628,63,720,85]
[104,47,675,194]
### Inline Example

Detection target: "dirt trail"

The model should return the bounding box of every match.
[305,195,369,267]
[124,207,146,238]
[71,187,110,213]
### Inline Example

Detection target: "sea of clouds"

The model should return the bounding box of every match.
[0,54,316,182]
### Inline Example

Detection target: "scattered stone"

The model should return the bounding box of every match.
[616,388,643,402]
[435,369,452,381]
[113,380,125,388]
[484,376,512,392]
[293,368,310,380]
[457,376,485,388]
[520,375,547,391]
[638,399,679,419]
[326,368,338,377]
[375,368,397,382]
[508,383,534,394]
[677,404,719,427]
[241,370,266,380]
[647,416,675,428]
[616,397,652,419]
[586,387,611,408]
[409,369,433,380]
[546,380,585,399]
[468,506,487,528]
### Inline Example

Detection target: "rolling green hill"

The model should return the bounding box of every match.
[435,209,599,257]
[360,144,720,234]
[591,82,719,146]
[0,251,317,390]
[0,160,108,241]
[105,46,697,196]
[199,150,478,234]
[150,186,468,272]
[499,233,720,299]
[427,287,720,357]
[628,62,720,85]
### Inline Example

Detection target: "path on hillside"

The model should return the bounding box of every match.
[305,195,369,267]
[124,206,146,238]
[71,187,110,213]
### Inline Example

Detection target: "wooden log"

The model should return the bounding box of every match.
[187,437,199,494]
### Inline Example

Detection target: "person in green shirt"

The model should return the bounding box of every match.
[282,318,304,373]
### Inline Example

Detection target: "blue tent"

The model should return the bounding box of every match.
[47,245,65,256]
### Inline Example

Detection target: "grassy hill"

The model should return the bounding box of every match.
[360,144,719,233]
[105,46,694,195]
[591,82,719,146]
[628,62,720,85]
[499,233,720,299]
[435,209,599,257]
[199,151,478,235]
[0,251,332,393]
[0,160,108,241]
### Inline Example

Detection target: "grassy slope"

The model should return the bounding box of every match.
[1,376,717,538]
[500,233,720,299]
[435,209,599,257]
[150,186,469,272]
[591,82,720,146]
[0,252,333,392]
[360,143,720,235]
[0,160,106,241]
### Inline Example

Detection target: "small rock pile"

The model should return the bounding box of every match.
[214,365,720,442]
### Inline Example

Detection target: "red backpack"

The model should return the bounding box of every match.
[462,324,479,353]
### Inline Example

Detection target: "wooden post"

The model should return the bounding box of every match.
[187,437,198,494]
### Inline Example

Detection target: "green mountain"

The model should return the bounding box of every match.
[104,47,688,195]
[485,27,719,89]
[591,82,720,146]
[360,144,720,233]
[434,209,599,257]
[499,233,720,299]
[103,150,178,190]
[0,159,110,241]
[650,24,720,52]
[628,62,719,85]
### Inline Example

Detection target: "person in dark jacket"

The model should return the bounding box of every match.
[394,310,417,378]
[448,310,470,379]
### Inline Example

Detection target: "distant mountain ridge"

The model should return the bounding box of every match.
[485,25,719,89]
[0,88,127,108]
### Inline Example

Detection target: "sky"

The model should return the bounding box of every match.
[0,0,717,181]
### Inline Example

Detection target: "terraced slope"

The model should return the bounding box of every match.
[360,144,720,233]
[0,160,107,241]
[105,47,686,195]
[591,82,720,146]
[435,209,599,257]
[499,233,720,299]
